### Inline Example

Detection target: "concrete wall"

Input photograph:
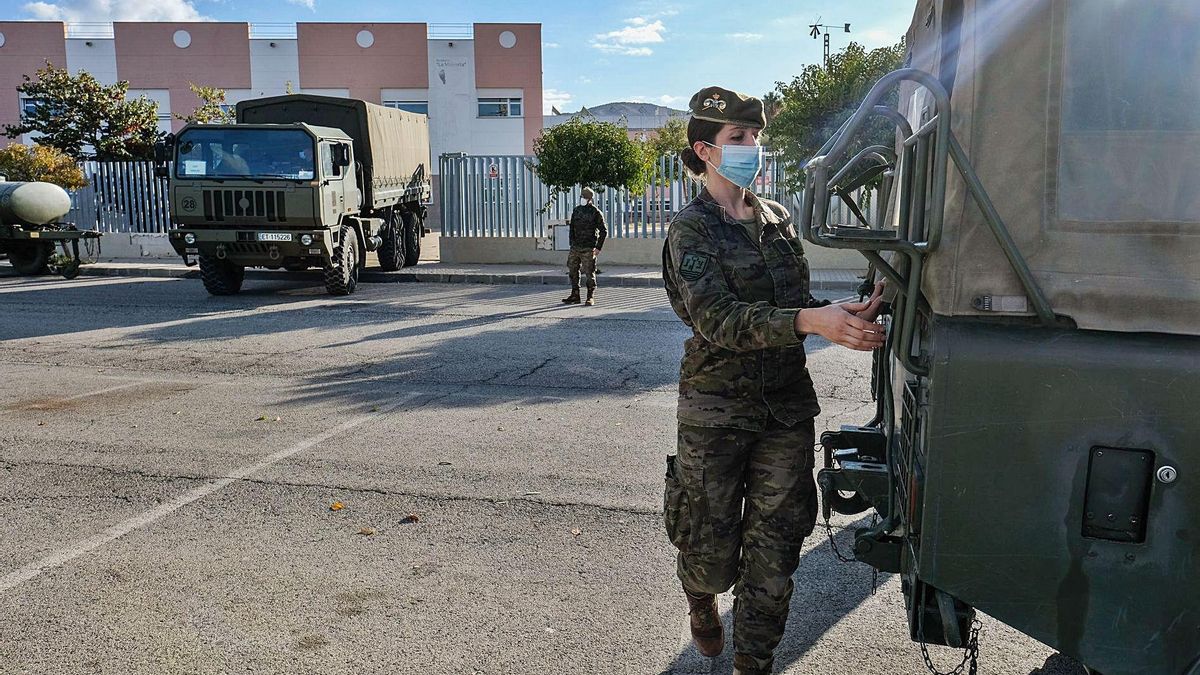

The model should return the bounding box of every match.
[440,236,868,270]
[66,38,118,84]
[249,39,300,97]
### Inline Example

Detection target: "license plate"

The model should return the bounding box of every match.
[185,248,198,254]
[257,232,292,242]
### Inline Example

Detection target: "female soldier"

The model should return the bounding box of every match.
[662,86,884,675]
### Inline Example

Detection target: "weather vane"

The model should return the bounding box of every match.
[808,17,852,69]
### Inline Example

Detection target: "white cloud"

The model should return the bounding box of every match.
[859,27,903,47]
[591,16,665,56]
[24,0,209,21]
[544,42,560,48]
[592,44,653,56]
[543,88,573,114]
[728,32,763,42]
[286,0,315,10]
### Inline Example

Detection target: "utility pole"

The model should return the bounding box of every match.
[808,20,852,69]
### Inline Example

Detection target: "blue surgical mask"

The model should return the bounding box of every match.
[704,142,763,189]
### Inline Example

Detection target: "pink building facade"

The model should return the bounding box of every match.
[0,21,543,169]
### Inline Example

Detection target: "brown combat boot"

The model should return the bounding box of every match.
[584,287,595,306]
[685,588,724,657]
[562,287,581,304]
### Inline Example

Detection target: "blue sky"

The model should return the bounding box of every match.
[2,0,915,113]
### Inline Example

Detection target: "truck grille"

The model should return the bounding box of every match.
[203,189,287,222]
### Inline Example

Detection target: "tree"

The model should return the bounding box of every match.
[531,115,651,208]
[0,143,87,189]
[762,91,784,126]
[645,116,688,161]
[174,83,235,125]
[766,41,906,191]
[3,63,161,162]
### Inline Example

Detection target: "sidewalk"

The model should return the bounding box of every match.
[38,258,861,292]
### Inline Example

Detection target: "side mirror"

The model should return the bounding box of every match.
[154,133,175,163]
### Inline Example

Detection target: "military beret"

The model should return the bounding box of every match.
[688,86,765,129]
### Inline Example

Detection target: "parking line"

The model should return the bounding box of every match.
[0,391,423,594]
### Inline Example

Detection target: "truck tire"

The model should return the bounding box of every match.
[7,241,52,276]
[377,209,404,271]
[402,211,421,267]
[324,225,359,295]
[199,255,245,295]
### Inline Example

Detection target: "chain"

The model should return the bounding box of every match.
[820,512,857,563]
[869,515,880,595]
[919,618,982,675]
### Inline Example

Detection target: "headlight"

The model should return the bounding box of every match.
[300,234,313,246]
[183,233,196,245]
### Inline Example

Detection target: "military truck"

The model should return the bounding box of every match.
[799,1,1198,673]
[0,178,101,279]
[158,94,431,295]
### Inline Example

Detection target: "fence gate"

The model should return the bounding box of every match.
[438,153,867,239]
[68,161,172,234]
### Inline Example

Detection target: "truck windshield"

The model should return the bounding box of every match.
[175,129,316,180]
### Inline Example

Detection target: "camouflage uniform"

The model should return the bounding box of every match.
[566,202,607,290]
[662,187,826,675]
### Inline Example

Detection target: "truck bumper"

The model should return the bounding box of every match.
[169,228,335,267]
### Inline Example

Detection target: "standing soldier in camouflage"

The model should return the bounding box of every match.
[662,86,885,675]
[562,186,607,306]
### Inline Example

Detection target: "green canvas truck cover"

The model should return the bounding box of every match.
[236,94,431,210]
[893,0,1199,336]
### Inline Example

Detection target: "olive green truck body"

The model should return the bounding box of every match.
[802,1,1199,673]
[162,94,431,295]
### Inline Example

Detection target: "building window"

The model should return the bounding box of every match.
[478,97,522,118]
[20,97,43,119]
[383,100,429,116]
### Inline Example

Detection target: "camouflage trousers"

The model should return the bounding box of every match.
[566,247,597,289]
[664,417,817,673]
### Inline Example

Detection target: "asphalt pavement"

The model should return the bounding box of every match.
[0,273,1080,674]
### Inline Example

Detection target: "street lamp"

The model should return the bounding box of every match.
[808,19,852,69]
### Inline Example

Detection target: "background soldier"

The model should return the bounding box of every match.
[562,187,607,306]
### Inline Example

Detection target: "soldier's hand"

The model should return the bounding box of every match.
[841,282,885,322]
[592,248,600,257]
[795,304,886,351]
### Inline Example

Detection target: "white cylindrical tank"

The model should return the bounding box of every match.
[0,180,72,226]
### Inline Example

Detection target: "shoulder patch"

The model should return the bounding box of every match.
[678,252,711,281]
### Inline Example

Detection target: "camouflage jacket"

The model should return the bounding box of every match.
[568,204,608,250]
[662,189,824,431]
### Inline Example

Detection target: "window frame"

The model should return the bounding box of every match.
[383,100,430,116]
[477,97,523,119]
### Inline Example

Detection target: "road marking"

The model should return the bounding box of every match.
[53,380,152,403]
[0,391,424,594]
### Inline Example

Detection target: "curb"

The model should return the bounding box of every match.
[19,263,860,293]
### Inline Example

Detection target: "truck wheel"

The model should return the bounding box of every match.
[199,255,245,295]
[377,210,404,272]
[7,241,52,276]
[324,225,359,295]
[402,211,421,267]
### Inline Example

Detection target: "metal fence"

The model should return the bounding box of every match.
[438,153,866,239]
[68,161,172,234]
